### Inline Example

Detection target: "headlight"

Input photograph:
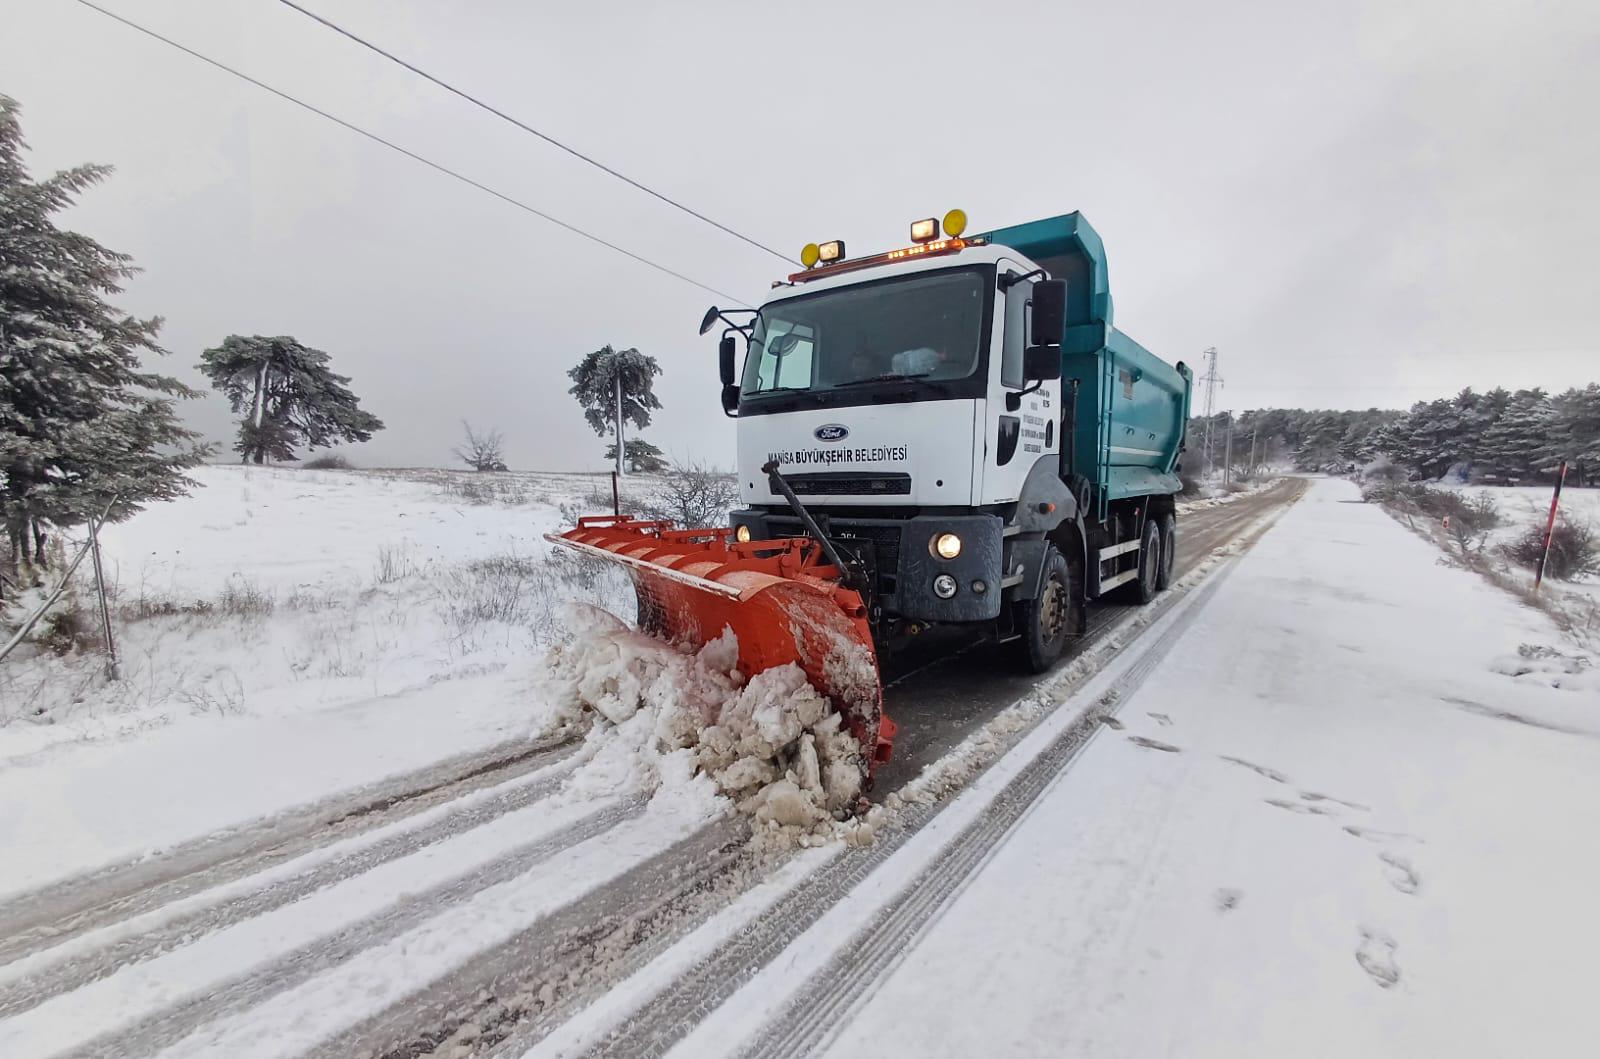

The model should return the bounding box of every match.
[735,524,752,543]
[932,532,962,560]
[932,574,958,599]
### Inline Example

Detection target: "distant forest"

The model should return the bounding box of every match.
[1189,384,1600,486]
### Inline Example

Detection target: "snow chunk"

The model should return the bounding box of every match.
[535,604,867,838]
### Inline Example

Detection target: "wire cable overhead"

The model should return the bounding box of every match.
[70,0,749,305]
[273,0,796,266]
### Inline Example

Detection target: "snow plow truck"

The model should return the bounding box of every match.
[549,210,1193,791]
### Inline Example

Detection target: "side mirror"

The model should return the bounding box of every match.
[1028,279,1066,347]
[1023,345,1062,381]
[718,334,737,386]
[699,305,721,336]
[720,384,740,415]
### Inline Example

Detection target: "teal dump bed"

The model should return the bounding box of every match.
[978,214,1193,513]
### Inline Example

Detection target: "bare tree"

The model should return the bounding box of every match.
[453,421,507,472]
[643,460,739,528]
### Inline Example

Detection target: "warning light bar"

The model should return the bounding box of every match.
[787,237,981,284]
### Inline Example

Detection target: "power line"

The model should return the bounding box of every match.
[273,0,797,266]
[70,0,749,306]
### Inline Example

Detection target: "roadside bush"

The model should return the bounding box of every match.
[642,462,740,528]
[218,577,276,618]
[38,594,100,655]
[374,543,419,584]
[301,453,353,470]
[1362,482,1501,540]
[1502,519,1600,581]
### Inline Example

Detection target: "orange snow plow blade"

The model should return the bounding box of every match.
[546,516,894,781]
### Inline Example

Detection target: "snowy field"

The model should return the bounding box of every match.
[0,465,642,891]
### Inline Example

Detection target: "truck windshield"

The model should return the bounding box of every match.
[742,268,990,397]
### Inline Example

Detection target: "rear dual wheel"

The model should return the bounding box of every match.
[1125,514,1176,603]
[1156,513,1177,591]
[1126,517,1162,604]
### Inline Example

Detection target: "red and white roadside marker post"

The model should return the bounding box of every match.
[1533,460,1569,595]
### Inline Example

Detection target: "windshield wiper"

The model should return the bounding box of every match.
[746,386,827,401]
[832,373,933,388]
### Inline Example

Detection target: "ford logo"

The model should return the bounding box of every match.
[814,424,849,442]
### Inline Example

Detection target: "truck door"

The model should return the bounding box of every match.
[979,259,1061,504]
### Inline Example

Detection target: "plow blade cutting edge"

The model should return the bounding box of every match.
[546,516,894,784]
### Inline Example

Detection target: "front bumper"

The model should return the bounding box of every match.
[730,510,1004,623]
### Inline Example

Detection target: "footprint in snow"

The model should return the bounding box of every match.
[1098,716,1126,731]
[1379,851,1421,895]
[1356,929,1401,989]
[1344,825,1423,845]
[1218,755,1290,784]
[1215,888,1242,913]
[1301,791,1370,812]
[1264,797,1337,817]
[1147,712,1174,726]
[1128,735,1181,753]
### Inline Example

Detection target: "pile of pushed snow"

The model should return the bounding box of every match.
[535,607,869,835]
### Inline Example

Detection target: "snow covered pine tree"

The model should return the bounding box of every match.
[0,95,207,586]
[197,335,384,464]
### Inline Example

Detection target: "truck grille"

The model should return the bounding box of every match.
[785,473,912,497]
[766,518,902,598]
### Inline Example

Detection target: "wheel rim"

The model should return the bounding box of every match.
[1040,572,1067,642]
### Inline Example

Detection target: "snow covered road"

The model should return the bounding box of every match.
[12,476,1590,1057]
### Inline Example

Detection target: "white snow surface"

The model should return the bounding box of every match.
[97,464,566,599]
[0,465,635,894]
[693,475,1600,1059]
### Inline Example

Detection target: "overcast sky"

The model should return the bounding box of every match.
[5,0,1598,470]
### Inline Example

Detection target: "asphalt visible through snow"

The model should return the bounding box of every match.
[875,479,1308,791]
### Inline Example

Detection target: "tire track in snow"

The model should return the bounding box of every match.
[55,796,643,1059]
[0,754,579,1020]
[301,818,752,1059]
[733,558,1242,1059]
[0,734,580,967]
[583,556,1250,1059]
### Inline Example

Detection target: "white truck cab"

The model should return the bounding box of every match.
[733,243,1059,512]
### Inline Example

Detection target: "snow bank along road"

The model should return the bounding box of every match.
[0,479,1439,1059]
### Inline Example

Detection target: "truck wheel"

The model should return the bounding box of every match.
[1156,513,1177,591]
[1123,518,1161,605]
[1014,546,1073,673]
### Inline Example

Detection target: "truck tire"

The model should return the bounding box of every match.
[1156,513,1177,591]
[1014,545,1073,673]
[1123,518,1161,605]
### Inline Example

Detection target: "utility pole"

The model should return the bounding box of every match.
[1197,347,1223,479]
[1248,428,1259,478]
[1222,414,1235,488]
